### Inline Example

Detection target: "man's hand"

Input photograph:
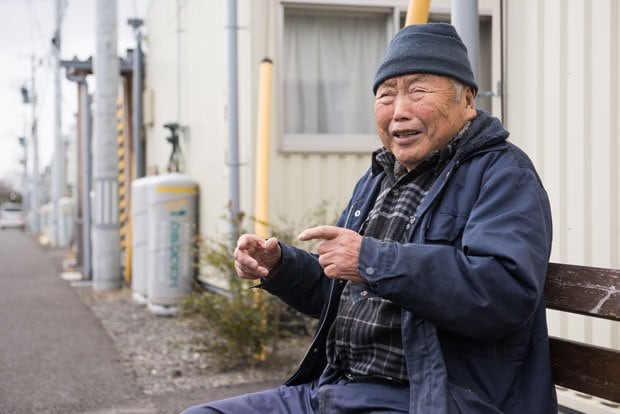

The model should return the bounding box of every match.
[298,225,365,283]
[234,235,282,279]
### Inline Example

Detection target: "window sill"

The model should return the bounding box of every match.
[280,133,379,154]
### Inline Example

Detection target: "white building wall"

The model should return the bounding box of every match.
[505,1,619,409]
[144,0,255,237]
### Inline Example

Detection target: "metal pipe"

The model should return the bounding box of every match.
[73,83,83,268]
[227,0,240,239]
[129,19,145,179]
[80,80,92,280]
[405,0,431,26]
[451,0,479,83]
[176,0,182,123]
[254,58,273,238]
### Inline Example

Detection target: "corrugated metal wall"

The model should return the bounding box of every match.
[504,0,619,400]
[270,153,370,224]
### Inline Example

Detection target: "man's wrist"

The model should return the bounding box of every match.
[262,252,283,281]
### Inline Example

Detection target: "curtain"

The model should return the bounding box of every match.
[284,12,387,135]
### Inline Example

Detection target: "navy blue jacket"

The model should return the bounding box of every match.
[262,111,558,413]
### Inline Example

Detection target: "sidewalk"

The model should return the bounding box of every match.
[0,230,278,414]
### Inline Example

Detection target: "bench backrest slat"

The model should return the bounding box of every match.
[544,262,620,403]
[545,263,620,321]
[550,337,620,403]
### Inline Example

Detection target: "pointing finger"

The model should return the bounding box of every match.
[298,225,342,241]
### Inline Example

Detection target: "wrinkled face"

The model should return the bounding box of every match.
[374,74,477,171]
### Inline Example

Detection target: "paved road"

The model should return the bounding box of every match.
[0,230,278,414]
[0,229,145,413]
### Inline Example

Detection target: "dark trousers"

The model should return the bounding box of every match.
[180,369,410,414]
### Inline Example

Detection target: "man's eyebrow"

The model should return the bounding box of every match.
[379,79,397,88]
[404,74,432,84]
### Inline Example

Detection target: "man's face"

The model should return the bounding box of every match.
[374,74,477,171]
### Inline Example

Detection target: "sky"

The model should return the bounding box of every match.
[0,0,151,190]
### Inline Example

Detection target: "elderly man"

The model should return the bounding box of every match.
[182,23,557,413]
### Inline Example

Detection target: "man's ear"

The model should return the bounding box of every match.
[464,87,477,118]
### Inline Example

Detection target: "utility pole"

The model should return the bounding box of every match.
[93,0,121,290]
[51,0,67,246]
[18,136,28,217]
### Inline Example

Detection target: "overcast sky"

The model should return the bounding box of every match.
[0,0,151,189]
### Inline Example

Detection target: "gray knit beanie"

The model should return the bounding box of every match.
[373,23,478,95]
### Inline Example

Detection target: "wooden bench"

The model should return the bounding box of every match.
[544,262,620,404]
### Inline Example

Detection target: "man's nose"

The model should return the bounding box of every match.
[392,94,412,121]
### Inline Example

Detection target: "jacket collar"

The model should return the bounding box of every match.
[370,111,507,176]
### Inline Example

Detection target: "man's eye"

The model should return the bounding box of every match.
[376,92,395,102]
[377,97,394,105]
[408,89,427,100]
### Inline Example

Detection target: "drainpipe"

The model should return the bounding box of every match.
[65,69,93,280]
[227,0,240,240]
[451,0,479,83]
[80,81,92,280]
[128,18,145,179]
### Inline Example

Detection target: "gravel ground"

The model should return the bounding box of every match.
[73,287,310,399]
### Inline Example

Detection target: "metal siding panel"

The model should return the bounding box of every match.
[507,0,620,359]
[543,0,563,261]
[590,1,613,267]
[565,0,587,265]
[270,153,369,229]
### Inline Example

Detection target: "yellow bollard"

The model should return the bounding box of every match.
[252,58,274,362]
[405,0,431,26]
[254,58,273,239]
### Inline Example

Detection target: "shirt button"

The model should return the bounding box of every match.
[366,267,375,276]
[360,290,368,297]
[354,210,361,217]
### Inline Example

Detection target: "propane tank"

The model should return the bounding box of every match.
[146,173,198,315]
[130,176,157,304]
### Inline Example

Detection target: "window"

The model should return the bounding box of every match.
[279,1,502,153]
[281,8,389,152]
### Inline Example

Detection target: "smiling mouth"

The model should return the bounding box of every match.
[393,130,421,139]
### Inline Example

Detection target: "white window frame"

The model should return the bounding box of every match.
[277,0,502,154]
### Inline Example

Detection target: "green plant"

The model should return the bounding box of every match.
[182,281,274,369]
[182,203,337,369]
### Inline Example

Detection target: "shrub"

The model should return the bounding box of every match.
[182,203,337,369]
